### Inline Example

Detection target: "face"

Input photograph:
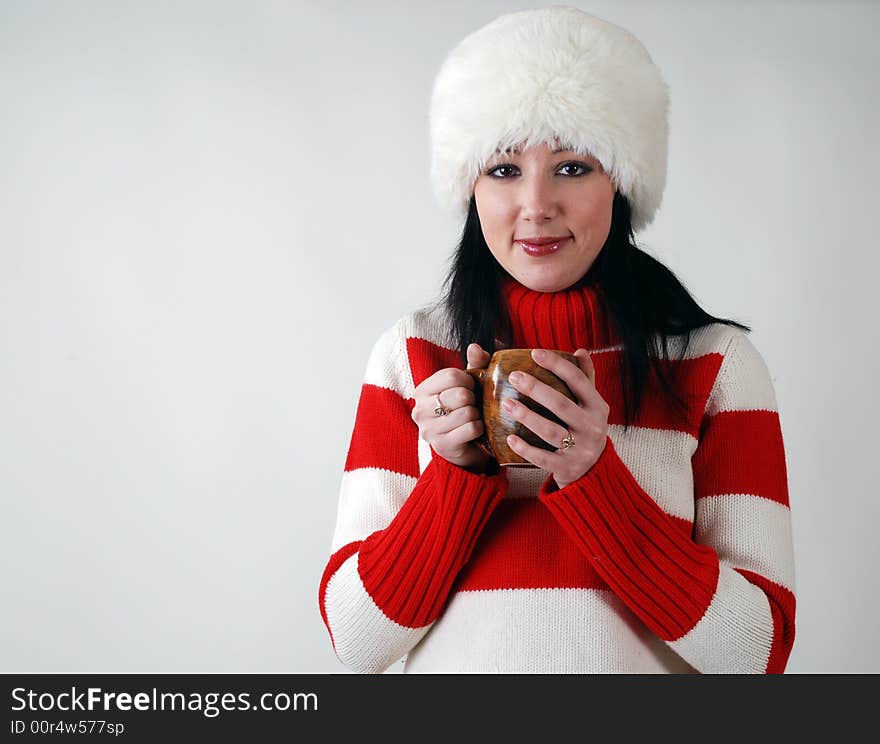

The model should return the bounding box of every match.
[473,140,615,293]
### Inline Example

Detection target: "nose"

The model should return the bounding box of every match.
[518,171,558,222]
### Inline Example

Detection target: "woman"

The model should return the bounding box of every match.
[318,6,796,673]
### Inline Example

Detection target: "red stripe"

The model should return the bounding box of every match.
[533,292,555,348]
[519,290,541,347]
[565,291,578,350]
[735,568,796,673]
[594,350,722,436]
[455,499,610,591]
[573,290,593,349]
[499,277,623,351]
[406,337,723,439]
[344,384,419,477]
[548,293,559,349]
[693,409,790,506]
[539,438,720,641]
[318,541,362,650]
[357,454,507,628]
[457,492,696,593]
[406,337,461,388]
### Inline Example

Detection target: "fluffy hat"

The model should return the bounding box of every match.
[429,6,669,232]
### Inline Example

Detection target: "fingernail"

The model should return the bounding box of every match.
[507,435,517,446]
[502,398,515,412]
[532,349,546,361]
[509,371,523,384]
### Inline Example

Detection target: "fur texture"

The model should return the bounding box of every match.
[429,6,669,232]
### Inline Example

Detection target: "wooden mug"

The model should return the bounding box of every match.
[465,348,578,467]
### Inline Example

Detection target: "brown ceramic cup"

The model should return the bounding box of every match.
[465,348,578,468]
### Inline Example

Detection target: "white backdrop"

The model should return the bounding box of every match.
[2,0,877,674]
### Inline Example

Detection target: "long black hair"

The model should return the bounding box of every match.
[436,191,751,433]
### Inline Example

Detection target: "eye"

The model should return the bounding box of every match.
[484,162,592,178]
[558,162,592,176]
[486,164,518,178]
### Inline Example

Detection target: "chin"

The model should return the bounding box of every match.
[514,268,580,293]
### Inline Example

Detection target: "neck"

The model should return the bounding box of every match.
[498,273,619,351]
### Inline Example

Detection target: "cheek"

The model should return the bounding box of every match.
[475,188,516,244]
[573,190,614,237]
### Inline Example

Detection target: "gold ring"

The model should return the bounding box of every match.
[560,430,576,449]
[434,393,451,417]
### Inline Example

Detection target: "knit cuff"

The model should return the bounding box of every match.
[538,437,720,641]
[358,453,508,628]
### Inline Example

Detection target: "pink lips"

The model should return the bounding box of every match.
[516,236,571,257]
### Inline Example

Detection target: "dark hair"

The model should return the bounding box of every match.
[435,192,751,432]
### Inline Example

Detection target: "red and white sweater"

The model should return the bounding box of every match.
[319,276,796,673]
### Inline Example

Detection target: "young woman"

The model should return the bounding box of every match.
[319,6,796,674]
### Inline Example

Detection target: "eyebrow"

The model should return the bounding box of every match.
[497,145,571,156]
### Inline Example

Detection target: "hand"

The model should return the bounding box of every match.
[502,348,610,489]
[411,342,493,473]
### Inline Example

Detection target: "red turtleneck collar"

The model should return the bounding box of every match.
[498,273,619,352]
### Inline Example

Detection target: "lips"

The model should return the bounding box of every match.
[516,236,571,256]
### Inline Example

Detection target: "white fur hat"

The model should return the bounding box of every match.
[429,6,669,232]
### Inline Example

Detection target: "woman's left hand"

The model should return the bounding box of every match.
[503,348,610,489]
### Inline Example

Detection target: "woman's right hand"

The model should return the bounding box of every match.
[411,342,494,473]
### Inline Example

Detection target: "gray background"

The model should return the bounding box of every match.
[2,0,877,673]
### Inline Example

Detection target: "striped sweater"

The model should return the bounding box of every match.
[319,275,796,673]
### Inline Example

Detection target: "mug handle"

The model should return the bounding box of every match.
[464,367,486,385]
[464,367,495,460]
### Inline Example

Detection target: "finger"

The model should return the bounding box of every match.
[416,367,476,396]
[529,348,603,408]
[436,417,484,447]
[433,385,476,412]
[501,397,571,449]
[573,348,595,387]
[572,349,609,414]
[466,342,491,369]
[423,405,480,437]
[506,433,558,470]
[507,369,581,422]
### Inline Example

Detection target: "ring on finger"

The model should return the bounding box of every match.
[560,429,576,450]
[434,392,451,417]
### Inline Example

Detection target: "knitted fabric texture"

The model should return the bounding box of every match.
[319,276,796,673]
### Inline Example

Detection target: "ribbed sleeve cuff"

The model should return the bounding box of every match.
[358,454,508,628]
[538,437,720,641]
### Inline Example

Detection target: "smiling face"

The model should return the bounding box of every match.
[473,140,616,292]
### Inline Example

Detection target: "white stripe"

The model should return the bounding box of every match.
[662,322,737,361]
[362,321,413,399]
[404,303,455,351]
[695,493,796,592]
[668,565,774,673]
[417,436,433,476]
[461,424,697,516]
[590,324,743,362]
[705,332,778,414]
[452,425,698,516]
[609,425,698,521]
[593,326,778,416]
[403,588,698,673]
[324,553,430,674]
[330,468,417,553]
[422,447,552,501]
[587,343,625,356]
[505,465,552,499]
